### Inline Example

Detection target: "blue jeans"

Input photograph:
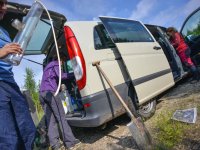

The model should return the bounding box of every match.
[0,81,36,150]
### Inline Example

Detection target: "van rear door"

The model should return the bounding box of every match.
[99,17,175,104]
[5,2,67,55]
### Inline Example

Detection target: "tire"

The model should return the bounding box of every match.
[138,100,156,120]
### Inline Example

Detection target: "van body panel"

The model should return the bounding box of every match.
[65,22,130,98]
[115,43,175,102]
[99,17,175,103]
[135,72,174,104]
[65,22,97,96]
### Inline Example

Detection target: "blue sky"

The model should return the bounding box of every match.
[10,0,200,88]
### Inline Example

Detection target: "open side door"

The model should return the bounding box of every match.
[99,17,175,104]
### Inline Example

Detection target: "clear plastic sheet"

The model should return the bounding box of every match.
[171,108,197,123]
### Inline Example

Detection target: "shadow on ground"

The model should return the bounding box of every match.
[107,135,138,150]
[72,114,131,144]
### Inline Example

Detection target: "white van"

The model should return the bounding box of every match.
[5,2,186,127]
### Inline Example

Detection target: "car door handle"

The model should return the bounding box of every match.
[153,46,161,50]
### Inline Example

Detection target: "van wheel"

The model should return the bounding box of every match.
[138,100,156,120]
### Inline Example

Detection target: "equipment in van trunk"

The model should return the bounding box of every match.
[59,84,75,114]
[92,61,152,150]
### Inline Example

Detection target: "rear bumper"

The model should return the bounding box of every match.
[66,83,128,127]
[67,113,110,127]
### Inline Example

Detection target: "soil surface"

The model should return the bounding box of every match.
[71,79,200,150]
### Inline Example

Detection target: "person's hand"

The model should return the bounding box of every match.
[0,43,22,58]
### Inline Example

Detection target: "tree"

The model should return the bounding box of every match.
[24,68,35,89]
[187,21,200,36]
[24,67,43,119]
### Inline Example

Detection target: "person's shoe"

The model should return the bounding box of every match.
[74,139,81,145]
[68,140,81,150]
[52,143,66,150]
[59,145,66,150]
[190,79,198,84]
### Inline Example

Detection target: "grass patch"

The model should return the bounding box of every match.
[154,111,190,149]
[197,105,200,113]
[37,109,44,122]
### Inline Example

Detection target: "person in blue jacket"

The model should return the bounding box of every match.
[0,0,36,149]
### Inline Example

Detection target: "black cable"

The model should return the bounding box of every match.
[23,57,43,65]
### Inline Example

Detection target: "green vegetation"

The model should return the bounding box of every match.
[24,67,44,120]
[187,22,200,36]
[154,112,190,150]
[197,105,200,112]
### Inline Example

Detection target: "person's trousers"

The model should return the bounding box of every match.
[0,81,36,150]
[39,91,76,149]
[179,48,199,80]
[178,48,194,66]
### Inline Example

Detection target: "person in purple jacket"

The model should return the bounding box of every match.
[39,53,80,150]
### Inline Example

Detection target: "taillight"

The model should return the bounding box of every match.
[64,26,86,90]
[84,103,91,108]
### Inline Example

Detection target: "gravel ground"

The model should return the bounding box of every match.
[71,79,200,150]
[72,115,138,150]
[34,79,200,150]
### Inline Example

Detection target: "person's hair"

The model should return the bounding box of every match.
[166,27,177,33]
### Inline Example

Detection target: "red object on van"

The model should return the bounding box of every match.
[64,26,86,90]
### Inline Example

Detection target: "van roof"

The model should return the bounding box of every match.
[7,2,67,22]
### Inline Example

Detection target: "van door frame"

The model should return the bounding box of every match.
[156,27,185,80]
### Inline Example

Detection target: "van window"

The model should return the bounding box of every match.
[100,18,154,43]
[181,9,200,42]
[94,24,115,50]
[25,19,52,54]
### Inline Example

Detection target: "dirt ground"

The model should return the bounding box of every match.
[71,79,200,150]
